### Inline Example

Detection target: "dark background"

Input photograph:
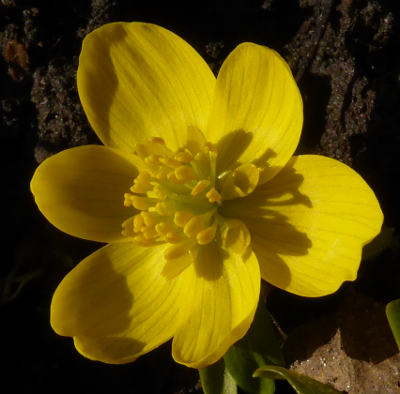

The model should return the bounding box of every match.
[2,0,400,393]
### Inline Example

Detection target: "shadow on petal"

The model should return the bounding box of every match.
[217,129,253,174]
[252,147,284,184]
[51,246,135,340]
[53,243,185,364]
[220,157,313,290]
[193,242,225,280]
[74,335,146,364]
[216,129,295,186]
[78,24,124,148]
[161,254,192,280]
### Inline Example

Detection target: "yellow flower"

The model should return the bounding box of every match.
[30,22,383,368]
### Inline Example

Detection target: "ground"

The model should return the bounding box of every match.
[1,0,400,393]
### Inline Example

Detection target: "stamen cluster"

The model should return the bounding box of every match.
[122,137,223,260]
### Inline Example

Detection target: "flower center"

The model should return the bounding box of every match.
[121,135,259,260]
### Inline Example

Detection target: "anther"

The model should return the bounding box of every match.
[174,211,194,228]
[206,188,222,204]
[142,226,158,240]
[158,156,181,169]
[174,150,194,163]
[133,214,145,232]
[154,202,171,215]
[196,222,217,245]
[191,179,210,196]
[164,243,187,260]
[221,163,260,200]
[165,231,184,244]
[150,184,166,200]
[175,165,197,182]
[150,137,166,145]
[129,183,151,194]
[130,173,152,193]
[140,211,157,227]
[144,154,160,166]
[129,184,147,194]
[167,170,180,184]
[123,193,133,207]
[155,167,169,181]
[155,222,175,237]
[133,234,156,246]
[136,170,151,183]
[121,217,136,237]
[221,219,251,254]
[131,196,154,211]
[184,215,206,238]
[136,138,170,159]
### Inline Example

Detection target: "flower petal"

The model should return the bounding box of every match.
[77,22,216,152]
[172,242,260,368]
[221,155,383,297]
[51,243,186,364]
[206,43,303,182]
[30,145,140,243]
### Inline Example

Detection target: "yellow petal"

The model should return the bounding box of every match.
[77,22,216,152]
[221,155,383,297]
[30,145,140,243]
[206,43,302,182]
[51,243,186,364]
[172,242,260,368]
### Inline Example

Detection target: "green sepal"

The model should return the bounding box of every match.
[223,301,284,393]
[253,365,342,394]
[386,298,400,350]
[199,358,238,394]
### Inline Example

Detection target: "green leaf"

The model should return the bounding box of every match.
[386,298,400,350]
[199,359,238,394]
[253,365,342,394]
[223,302,284,393]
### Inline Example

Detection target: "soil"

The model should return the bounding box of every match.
[2,0,400,393]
